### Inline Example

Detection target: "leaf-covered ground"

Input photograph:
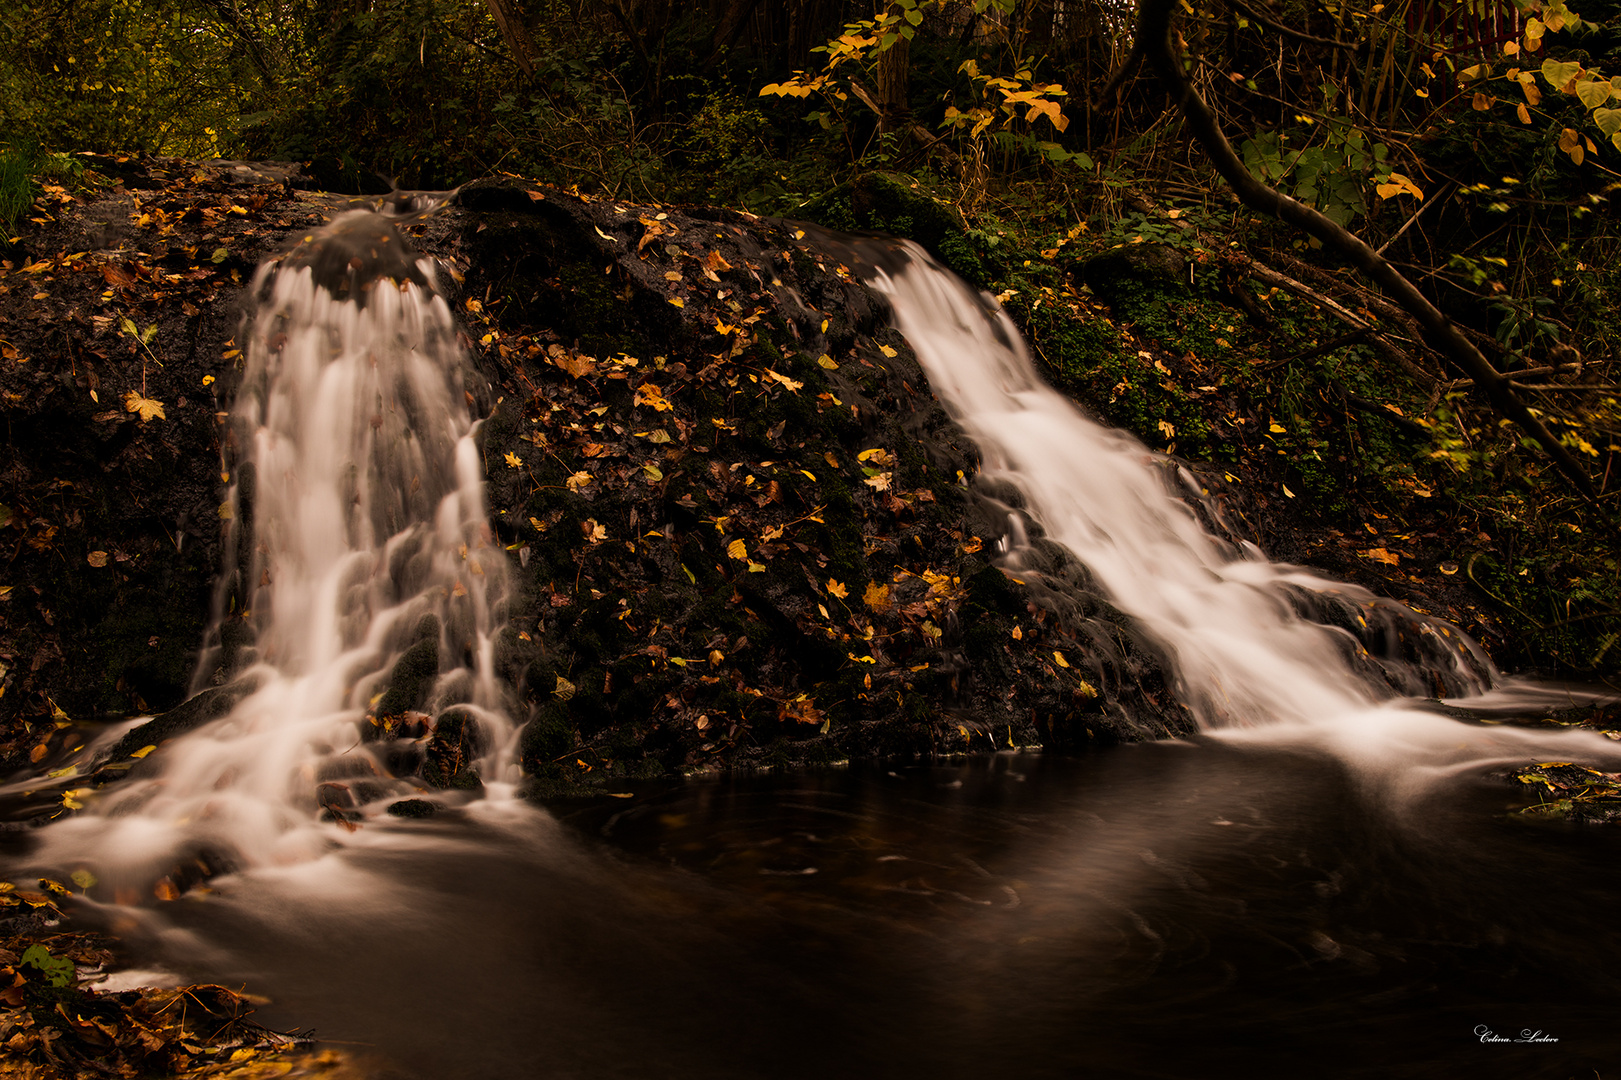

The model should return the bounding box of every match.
[3,155,1620,1073]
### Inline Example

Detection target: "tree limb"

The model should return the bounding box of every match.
[1134,0,1599,502]
[1224,0,1353,50]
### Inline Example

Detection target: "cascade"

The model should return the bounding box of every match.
[853,238,1498,729]
[35,209,518,888]
[23,219,1611,897]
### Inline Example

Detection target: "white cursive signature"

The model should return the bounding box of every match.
[1474,1025,1559,1044]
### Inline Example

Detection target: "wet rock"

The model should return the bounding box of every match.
[386,798,440,818]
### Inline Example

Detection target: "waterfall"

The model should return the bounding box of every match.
[857,239,1497,729]
[37,210,517,890]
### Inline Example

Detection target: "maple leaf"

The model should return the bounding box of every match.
[504,452,523,468]
[863,582,892,611]
[827,579,849,599]
[583,519,607,543]
[1362,547,1401,566]
[566,471,593,491]
[634,382,673,411]
[864,472,892,491]
[124,391,165,422]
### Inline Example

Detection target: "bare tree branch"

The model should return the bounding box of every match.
[1135,0,1599,502]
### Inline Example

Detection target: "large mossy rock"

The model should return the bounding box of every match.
[0,162,1193,787]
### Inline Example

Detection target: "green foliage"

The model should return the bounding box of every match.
[1239,110,1402,228]
[0,146,85,237]
[20,944,75,988]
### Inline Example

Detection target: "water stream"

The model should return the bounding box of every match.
[6,222,1620,1076]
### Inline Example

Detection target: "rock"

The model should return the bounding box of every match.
[0,161,1196,791]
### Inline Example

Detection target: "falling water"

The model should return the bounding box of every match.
[857,240,1514,730]
[36,209,516,888]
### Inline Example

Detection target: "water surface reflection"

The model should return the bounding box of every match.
[94,741,1621,1079]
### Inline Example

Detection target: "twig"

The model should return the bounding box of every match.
[1226,0,1353,49]
[1134,0,1600,502]
[1447,364,1580,389]
[1375,182,1454,257]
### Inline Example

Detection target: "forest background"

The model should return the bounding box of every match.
[4,0,1621,681]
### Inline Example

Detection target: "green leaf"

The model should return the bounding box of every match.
[1541,59,1583,88]
[1595,107,1621,137]
[211,246,229,264]
[1576,78,1612,109]
[20,944,74,987]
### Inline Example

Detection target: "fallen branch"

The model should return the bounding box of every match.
[1239,255,1436,388]
[1447,363,1581,390]
[1136,0,1599,502]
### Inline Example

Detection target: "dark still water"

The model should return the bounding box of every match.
[74,736,1621,1080]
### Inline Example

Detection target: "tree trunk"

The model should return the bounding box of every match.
[486,0,537,75]
[875,7,910,136]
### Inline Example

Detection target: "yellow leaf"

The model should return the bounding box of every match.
[727,538,748,560]
[879,344,898,358]
[1362,547,1401,566]
[124,391,165,422]
[827,579,848,599]
[863,581,892,610]
[566,471,592,491]
[130,745,157,758]
[765,369,804,391]
[504,451,523,468]
[634,382,673,411]
[1053,650,1070,668]
[818,355,838,369]
[863,472,892,491]
[668,297,685,308]
[1269,421,1287,433]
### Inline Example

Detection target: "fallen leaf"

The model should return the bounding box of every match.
[634,382,674,410]
[86,551,108,567]
[827,579,848,599]
[727,538,748,560]
[504,452,523,468]
[124,391,165,422]
[863,582,891,611]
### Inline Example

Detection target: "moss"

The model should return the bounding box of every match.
[374,627,439,719]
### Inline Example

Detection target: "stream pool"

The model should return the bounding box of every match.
[62,733,1621,1080]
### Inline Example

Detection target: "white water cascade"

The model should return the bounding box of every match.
[21,221,1616,902]
[36,210,518,889]
[861,240,1502,730]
